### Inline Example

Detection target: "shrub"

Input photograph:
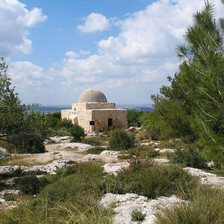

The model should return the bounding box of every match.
[155,185,224,224]
[57,119,73,129]
[85,147,106,154]
[44,112,61,129]
[127,110,143,126]
[8,132,45,154]
[82,137,105,146]
[0,162,111,224]
[48,127,70,137]
[69,124,85,142]
[103,161,197,199]
[131,210,146,222]
[15,175,42,195]
[122,146,159,159]
[169,147,208,169]
[109,129,135,151]
[137,130,151,141]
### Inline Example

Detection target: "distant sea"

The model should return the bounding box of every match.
[29,104,153,113]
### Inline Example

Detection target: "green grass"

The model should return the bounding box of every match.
[131,210,146,222]
[81,137,107,146]
[103,160,198,199]
[85,146,106,155]
[0,162,112,224]
[0,160,198,223]
[156,140,193,150]
[155,185,224,224]
[119,145,160,159]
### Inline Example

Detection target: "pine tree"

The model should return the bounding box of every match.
[152,2,224,162]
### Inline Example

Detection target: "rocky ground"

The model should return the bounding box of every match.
[1,136,224,222]
[100,193,185,224]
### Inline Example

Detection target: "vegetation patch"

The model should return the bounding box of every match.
[103,160,198,199]
[131,210,146,222]
[169,147,208,169]
[85,146,106,154]
[119,145,159,159]
[109,129,135,151]
[69,124,85,142]
[82,136,107,146]
[155,185,224,224]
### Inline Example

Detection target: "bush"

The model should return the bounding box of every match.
[109,129,135,151]
[69,124,85,142]
[155,185,224,224]
[44,112,61,129]
[82,137,105,146]
[85,147,106,154]
[103,160,197,199]
[169,147,208,169]
[57,119,73,129]
[122,146,159,159]
[8,132,45,154]
[0,162,113,224]
[15,175,44,195]
[127,110,143,126]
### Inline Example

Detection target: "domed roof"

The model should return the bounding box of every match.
[78,89,107,103]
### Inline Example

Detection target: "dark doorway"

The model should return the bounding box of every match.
[108,118,113,127]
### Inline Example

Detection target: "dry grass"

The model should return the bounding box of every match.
[155,185,224,224]
[1,154,57,166]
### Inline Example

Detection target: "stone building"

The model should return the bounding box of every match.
[61,89,128,133]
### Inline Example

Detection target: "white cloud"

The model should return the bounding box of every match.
[77,13,110,33]
[65,51,79,59]
[80,50,91,55]
[0,0,47,57]
[57,0,224,103]
[8,61,51,89]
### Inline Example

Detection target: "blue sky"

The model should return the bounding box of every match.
[1,0,224,105]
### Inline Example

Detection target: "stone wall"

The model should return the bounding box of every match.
[61,109,75,120]
[91,109,128,132]
[62,103,128,133]
[86,102,115,109]
[77,110,93,132]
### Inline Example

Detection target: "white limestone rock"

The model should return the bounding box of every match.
[155,148,176,153]
[206,161,215,168]
[100,193,185,224]
[49,136,71,143]
[0,159,77,176]
[99,151,120,156]
[0,147,7,153]
[80,154,99,162]
[102,162,130,176]
[0,198,5,204]
[0,190,20,198]
[0,147,12,160]
[184,167,224,189]
[0,166,20,175]
[153,158,169,164]
[56,142,93,152]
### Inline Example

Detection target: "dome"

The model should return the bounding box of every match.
[78,89,107,103]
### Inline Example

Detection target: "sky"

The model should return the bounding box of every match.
[1,0,224,106]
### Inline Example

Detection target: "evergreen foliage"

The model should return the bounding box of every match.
[127,110,143,126]
[109,129,135,151]
[0,58,46,153]
[69,124,85,142]
[152,2,224,162]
